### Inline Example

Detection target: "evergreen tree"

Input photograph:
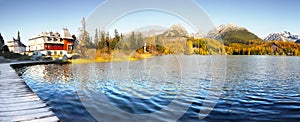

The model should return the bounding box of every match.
[98,31,106,50]
[2,45,9,52]
[76,17,93,57]
[111,29,120,50]
[17,31,20,41]
[106,32,110,48]
[106,32,110,53]
[137,32,144,49]
[129,32,136,49]
[0,33,4,47]
[114,29,120,39]
[79,17,91,47]
[94,29,99,47]
[155,36,164,52]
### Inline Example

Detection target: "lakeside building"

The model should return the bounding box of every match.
[7,31,26,54]
[28,28,76,59]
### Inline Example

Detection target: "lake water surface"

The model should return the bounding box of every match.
[15,55,300,121]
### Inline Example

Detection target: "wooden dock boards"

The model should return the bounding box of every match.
[0,63,59,122]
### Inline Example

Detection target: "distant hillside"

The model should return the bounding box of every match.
[160,23,189,38]
[207,24,262,45]
[132,25,167,37]
[264,31,300,42]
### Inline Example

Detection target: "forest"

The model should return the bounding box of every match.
[75,18,300,59]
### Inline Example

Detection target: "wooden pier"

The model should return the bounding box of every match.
[0,63,59,122]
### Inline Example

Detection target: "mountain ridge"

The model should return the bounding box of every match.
[160,23,189,37]
[264,31,300,42]
[124,23,300,45]
[206,24,262,45]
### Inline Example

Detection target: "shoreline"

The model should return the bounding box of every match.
[10,60,71,69]
[70,53,155,64]
[1,54,299,67]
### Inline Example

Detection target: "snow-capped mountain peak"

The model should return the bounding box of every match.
[161,23,189,37]
[206,23,246,38]
[216,23,245,32]
[168,23,188,36]
[264,31,300,42]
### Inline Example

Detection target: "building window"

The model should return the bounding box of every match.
[47,51,51,55]
[60,51,63,55]
[68,45,73,50]
[54,51,57,55]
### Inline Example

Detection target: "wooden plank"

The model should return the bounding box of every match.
[0,111,56,122]
[0,95,41,102]
[0,93,36,99]
[0,100,47,112]
[0,63,59,121]
[23,116,59,122]
[0,107,50,117]
[0,96,41,104]
[0,100,46,110]
[0,89,33,95]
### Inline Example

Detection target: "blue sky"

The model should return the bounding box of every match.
[197,0,300,38]
[0,0,102,45]
[0,0,299,45]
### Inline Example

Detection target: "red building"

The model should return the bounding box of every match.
[28,28,76,59]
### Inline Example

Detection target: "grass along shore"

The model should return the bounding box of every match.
[70,53,154,64]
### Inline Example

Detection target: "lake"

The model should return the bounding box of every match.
[15,55,300,121]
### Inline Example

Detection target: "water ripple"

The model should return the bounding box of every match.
[14,56,300,121]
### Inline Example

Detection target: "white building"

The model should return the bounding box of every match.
[28,28,75,59]
[7,31,26,54]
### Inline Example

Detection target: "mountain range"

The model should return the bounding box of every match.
[128,23,300,45]
[174,23,300,45]
[132,25,167,37]
[162,23,189,37]
[264,31,300,42]
[132,24,189,38]
[206,24,262,45]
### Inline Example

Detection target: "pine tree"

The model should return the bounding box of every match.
[130,32,136,50]
[17,31,21,41]
[111,29,120,50]
[137,32,144,49]
[99,31,105,50]
[76,17,92,57]
[0,33,4,47]
[106,32,110,48]
[79,17,91,47]
[94,29,99,47]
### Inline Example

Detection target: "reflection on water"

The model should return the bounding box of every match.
[16,55,300,121]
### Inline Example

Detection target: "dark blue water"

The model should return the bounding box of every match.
[15,55,300,121]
